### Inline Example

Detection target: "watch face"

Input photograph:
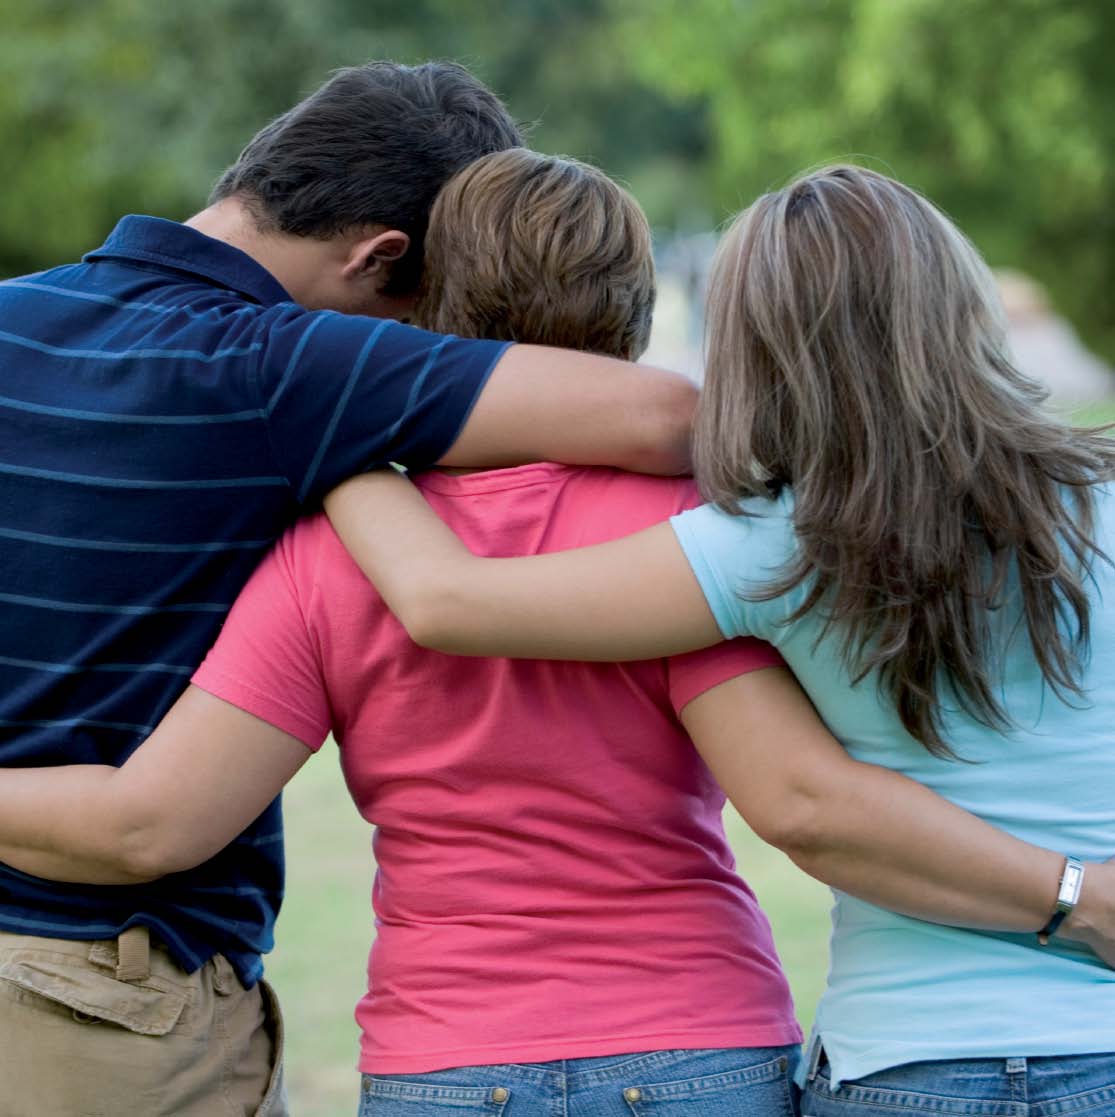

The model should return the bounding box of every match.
[1062,862,1085,900]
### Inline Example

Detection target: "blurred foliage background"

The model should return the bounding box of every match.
[3,3,1112,1108]
[2,0,1112,357]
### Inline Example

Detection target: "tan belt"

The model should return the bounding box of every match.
[113,925,150,983]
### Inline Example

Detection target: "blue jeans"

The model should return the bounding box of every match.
[360,1046,801,1115]
[801,1052,1115,1115]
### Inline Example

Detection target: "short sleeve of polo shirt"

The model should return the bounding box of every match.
[192,525,331,751]
[670,491,803,643]
[253,306,510,505]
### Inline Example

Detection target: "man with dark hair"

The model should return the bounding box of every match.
[209,60,524,299]
[0,60,693,1116]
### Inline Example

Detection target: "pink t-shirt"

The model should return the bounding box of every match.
[193,463,800,1073]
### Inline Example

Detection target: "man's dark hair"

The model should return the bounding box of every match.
[211,61,523,294]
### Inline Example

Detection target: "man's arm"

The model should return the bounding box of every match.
[0,687,310,885]
[680,666,1115,960]
[260,311,697,505]
[439,346,697,475]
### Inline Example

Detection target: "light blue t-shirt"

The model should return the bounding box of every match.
[671,487,1115,1086]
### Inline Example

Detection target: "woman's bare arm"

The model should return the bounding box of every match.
[0,687,311,885]
[680,666,1115,961]
[326,470,1115,961]
[325,468,715,660]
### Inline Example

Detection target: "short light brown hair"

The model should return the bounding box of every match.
[414,148,655,360]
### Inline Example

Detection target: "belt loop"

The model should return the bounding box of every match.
[210,952,235,996]
[1005,1057,1027,1075]
[114,925,150,983]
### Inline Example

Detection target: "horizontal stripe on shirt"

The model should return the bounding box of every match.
[0,215,507,982]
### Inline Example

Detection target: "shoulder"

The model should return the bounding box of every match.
[672,488,797,569]
[272,511,354,589]
[669,488,800,641]
[525,466,707,547]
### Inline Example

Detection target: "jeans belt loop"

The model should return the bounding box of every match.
[114,925,151,983]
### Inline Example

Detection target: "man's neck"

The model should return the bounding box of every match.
[185,198,310,304]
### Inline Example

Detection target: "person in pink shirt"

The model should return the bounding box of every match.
[1,149,1114,1115]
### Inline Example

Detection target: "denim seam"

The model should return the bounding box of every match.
[361,1079,507,1102]
[1033,1082,1115,1117]
[808,1071,1027,1117]
[570,1046,794,1088]
[627,1054,788,1100]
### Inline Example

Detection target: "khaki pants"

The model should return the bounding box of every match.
[0,927,287,1117]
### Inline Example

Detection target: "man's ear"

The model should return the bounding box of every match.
[342,229,411,282]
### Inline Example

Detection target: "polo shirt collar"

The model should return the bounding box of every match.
[84,215,294,307]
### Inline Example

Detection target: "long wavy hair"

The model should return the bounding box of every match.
[697,165,1115,757]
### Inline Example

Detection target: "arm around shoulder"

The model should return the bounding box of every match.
[326,469,722,660]
[0,687,312,885]
[439,345,697,475]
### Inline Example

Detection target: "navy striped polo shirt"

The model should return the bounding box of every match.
[0,216,508,985]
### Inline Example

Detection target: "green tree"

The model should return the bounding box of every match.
[328,0,710,223]
[0,0,363,273]
[0,0,707,275]
[613,0,1115,359]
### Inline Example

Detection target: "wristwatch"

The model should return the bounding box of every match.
[1037,855,1085,945]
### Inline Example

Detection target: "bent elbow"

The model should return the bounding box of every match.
[400,597,483,655]
[399,599,457,652]
[112,837,179,884]
[387,571,489,655]
[744,786,829,862]
[112,820,210,883]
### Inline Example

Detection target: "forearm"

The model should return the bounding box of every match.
[684,668,1115,947]
[0,690,309,887]
[326,471,494,653]
[440,346,697,475]
[326,471,719,658]
[772,759,1065,931]
[777,759,1115,951]
[0,766,156,885]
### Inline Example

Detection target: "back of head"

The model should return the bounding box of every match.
[699,163,1115,756]
[414,148,655,361]
[210,61,523,294]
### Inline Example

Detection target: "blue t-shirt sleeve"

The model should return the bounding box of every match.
[670,493,801,642]
[253,306,510,504]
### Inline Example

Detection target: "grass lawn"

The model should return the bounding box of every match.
[269,749,832,1116]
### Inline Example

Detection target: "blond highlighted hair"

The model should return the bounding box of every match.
[414,148,655,360]
[699,164,1115,756]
